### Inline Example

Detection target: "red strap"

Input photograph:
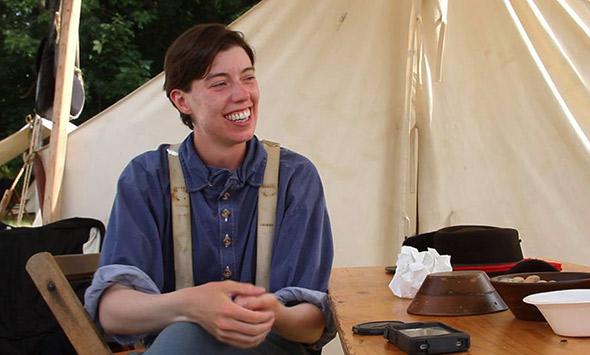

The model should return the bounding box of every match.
[452,258,562,272]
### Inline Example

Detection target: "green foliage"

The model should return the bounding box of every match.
[0,164,16,180]
[81,6,156,103]
[0,0,49,142]
[0,0,260,176]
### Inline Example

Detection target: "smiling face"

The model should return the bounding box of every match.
[170,45,259,151]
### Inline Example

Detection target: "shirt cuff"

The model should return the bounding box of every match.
[274,287,337,350]
[84,264,160,345]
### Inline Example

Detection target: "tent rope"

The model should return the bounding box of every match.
[16,115,43,224]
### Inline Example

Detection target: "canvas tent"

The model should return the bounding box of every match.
[28,0,589,267]
[0,119,71,167]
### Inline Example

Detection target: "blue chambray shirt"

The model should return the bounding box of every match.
[85,134,335,349]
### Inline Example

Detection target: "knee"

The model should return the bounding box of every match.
[146,322,219,354]
[161,321,209,338]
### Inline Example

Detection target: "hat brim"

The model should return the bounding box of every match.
[453,258,561,276]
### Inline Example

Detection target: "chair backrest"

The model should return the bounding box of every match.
[26,252,112,355]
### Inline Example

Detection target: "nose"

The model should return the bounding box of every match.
[231,82,250,102]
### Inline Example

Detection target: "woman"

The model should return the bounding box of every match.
[84,23,335,354]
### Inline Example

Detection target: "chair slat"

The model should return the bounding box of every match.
[55,253,100,281]
[26,252,112,355]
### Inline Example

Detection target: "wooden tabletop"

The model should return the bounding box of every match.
[329,263,590,354]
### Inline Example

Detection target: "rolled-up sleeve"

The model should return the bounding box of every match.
[275,286,336,350]
[84,264,160,345]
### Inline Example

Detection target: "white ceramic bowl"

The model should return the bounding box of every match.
[523,289,590,337]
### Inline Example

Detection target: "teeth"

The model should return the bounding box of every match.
[225,108,251,122]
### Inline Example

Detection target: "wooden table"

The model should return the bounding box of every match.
[329,263,590,354]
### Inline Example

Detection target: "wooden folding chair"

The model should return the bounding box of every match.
[25,252,133,355]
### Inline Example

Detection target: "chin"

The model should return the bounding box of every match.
[236,132,256,144]
[224,128,255,145]
[224,115,257,144]
[239,120,257,141]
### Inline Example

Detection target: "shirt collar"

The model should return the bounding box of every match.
[178,133,266,192]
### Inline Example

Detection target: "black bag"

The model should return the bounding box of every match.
[0,217,104,355]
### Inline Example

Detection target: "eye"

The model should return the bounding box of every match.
[211,81,227,88]
[243,75,256,83]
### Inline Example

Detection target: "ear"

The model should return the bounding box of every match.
[169,89,193,115]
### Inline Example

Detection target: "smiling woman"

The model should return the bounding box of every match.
[170,46,260,170]
[163,24,256,129]
[83,23,335,355]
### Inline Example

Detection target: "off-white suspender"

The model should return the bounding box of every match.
[255,140,280,291]
[167,141,280,290]
[167,144,193,289]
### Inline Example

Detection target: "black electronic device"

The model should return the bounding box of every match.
[352,320,404,335]
[383,321,470,354]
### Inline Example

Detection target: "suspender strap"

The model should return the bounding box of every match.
[167,144,194,290]
[168,140,280,291]
[256,140,280,290]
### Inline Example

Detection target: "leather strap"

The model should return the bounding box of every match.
[256,140,280,290]
[167,144,194,290]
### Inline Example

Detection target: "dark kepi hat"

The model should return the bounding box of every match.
[407,270,508,316]
[402,225,560,275]
[433,225,522,264]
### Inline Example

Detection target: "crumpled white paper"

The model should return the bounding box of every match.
[389,246,452,299]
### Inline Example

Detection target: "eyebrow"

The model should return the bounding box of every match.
[204,66,256,81]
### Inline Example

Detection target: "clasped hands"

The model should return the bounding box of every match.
[179,280,283,349]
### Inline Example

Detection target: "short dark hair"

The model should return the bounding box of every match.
[163,23,255,129]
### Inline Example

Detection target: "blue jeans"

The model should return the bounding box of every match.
[144,322,311,355]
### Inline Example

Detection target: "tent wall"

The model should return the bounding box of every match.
[236,0,415,266]
[418,0,590,264]
[0,126,32,167]
[0,119,56,166]
[47,0,589,266]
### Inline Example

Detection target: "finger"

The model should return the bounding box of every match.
[223,302,274,324]
[233,295,255,308]
[221,281,266,297]
[215,315,274,337]
[202,323,263,349]
[216,322,273,348]
[201,320,270,349]
[235,294,277,311]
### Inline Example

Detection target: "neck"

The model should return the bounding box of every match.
[192,134,247,171]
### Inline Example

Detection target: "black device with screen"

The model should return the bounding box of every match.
[383,322,470,354]
[352,320,404,335]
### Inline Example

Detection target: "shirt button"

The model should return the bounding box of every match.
[223,266,232,279]
[221,209,231,219]
[223,234,232,248]
[222,192,230,200]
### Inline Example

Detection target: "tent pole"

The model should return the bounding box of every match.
[43,0,82,224]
